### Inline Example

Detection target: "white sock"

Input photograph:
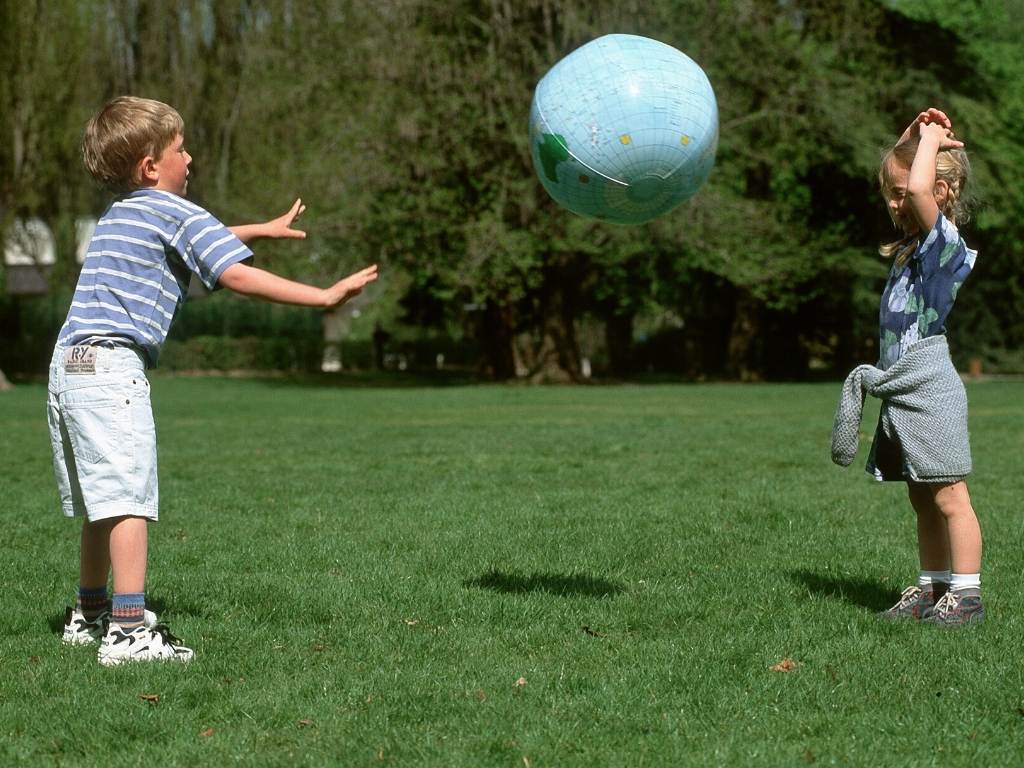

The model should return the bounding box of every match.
[919,570,951,588]
[950,572,981,591]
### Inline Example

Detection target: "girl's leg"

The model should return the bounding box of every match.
[881,482,950,619]
[927,480,982,575]
[908,482,951,572]
[920,480,984,626]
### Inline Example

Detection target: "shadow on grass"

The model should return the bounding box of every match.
[465,568,625,598]
[789,569,894,612]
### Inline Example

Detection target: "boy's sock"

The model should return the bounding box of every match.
[77,586,108,622]
[918,570,951,589]
[950,572,981,593]
[111,592,146,630]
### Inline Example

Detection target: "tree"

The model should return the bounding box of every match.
[0,0,98,385]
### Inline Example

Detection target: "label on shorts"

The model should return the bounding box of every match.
[64,346,97,374]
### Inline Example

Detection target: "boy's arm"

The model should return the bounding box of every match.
[905,122,963,233]
[218,262,378,309]
[228,199,307,244]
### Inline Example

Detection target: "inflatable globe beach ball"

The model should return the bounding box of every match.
[529,34,718,225]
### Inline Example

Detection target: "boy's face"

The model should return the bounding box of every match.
[153,134,191,195]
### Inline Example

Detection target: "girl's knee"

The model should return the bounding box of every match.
[932,481,974,519]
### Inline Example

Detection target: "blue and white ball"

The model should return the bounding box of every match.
[530,34,718,225]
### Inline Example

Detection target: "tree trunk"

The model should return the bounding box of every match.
[529,277,581,384]
[604,309,634,378]
[726,290,762,381]
[0,369,11,391]
[480,301,516,380]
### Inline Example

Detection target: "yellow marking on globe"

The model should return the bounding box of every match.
[681,135,691,145]
[619,134,632,145]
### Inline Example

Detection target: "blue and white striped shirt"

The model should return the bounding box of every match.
[58,189,253,367]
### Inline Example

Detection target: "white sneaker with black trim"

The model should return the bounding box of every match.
[97,623,194,666]
[62,606,159,645]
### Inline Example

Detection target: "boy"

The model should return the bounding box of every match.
[50,95,378,666]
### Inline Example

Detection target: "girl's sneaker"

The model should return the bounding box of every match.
[62,606,158,645]
[922,589,985,627]
[878,584,945,620]
[97,623,194,666]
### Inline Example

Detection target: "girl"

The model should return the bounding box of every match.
[872,108,983,626]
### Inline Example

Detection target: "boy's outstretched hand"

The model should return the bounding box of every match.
[263,198,307,239]
[229,198,307,243]
[323,265,379,309]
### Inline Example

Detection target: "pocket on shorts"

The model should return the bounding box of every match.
[61,390,131,466]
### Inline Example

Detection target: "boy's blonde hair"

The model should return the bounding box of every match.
[878,135,973,266]
[82,96,184,193]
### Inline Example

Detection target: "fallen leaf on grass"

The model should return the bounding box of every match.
[199,728,215,738]
[297,719,314,729]
[312,643,326,652]
[770,658,800,672]
[803,748,816,763]
[476,689,487,702]
[404,619,419,626]
[582,625,605,638]
[514,677,527,689]
[140,693,160,704]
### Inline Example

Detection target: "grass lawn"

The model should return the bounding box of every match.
[2,377,1023,766]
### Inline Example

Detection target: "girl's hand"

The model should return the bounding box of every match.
[919,121,964,149]
[898,108,953,144]
[263,198,307,240]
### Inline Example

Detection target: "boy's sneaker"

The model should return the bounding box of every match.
[97,623,194,666]
[922,589,985,627]
[62,606,159,645]
[878,584,945,620]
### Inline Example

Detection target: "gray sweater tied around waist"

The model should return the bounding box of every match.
[831,335,971,483]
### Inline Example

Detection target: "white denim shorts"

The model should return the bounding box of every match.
[47,345,159,522]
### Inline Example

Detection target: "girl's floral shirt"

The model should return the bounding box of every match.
[878,213,977,370]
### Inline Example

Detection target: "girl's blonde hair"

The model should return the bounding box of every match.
[82,96,184,193]
[878,135,973,266]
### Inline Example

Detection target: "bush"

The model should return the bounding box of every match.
[160,335,323,372]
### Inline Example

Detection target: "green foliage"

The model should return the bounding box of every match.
[2,0,1022,380]
[160,335,322,372]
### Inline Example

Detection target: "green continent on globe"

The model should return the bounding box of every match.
[537,133,571,183]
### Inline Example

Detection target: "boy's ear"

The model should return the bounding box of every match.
[136,155,159,186]
[933,178,950,207]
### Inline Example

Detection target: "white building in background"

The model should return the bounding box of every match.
[3,218,94,296]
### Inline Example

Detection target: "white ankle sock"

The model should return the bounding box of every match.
[919,570,951,588]
[950,572,981,591]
